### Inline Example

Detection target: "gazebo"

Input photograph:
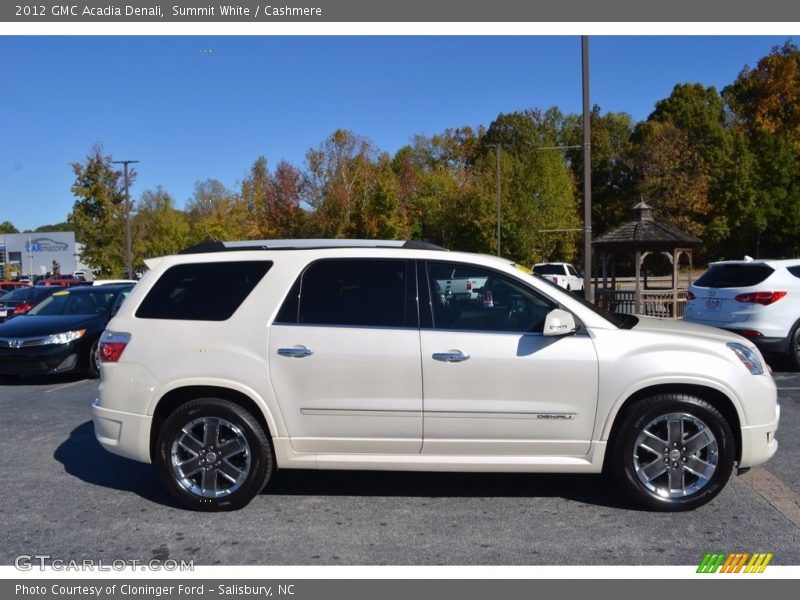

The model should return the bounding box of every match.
[592,201,702,318]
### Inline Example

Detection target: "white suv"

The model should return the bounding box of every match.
[684,258,800,369]
[92,240,779,512]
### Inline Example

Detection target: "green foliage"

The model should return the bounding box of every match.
[35,221,75,234]
[134,187,190,263]
[48,41,800,270]
[0,221,19,234]
[67,145,127,277]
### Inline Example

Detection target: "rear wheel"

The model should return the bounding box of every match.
[788,323,800,371]
[610,393,735,511]
[155,398,273,511]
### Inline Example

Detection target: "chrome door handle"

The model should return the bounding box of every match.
[432,351,470,362]
[277,347,313,358]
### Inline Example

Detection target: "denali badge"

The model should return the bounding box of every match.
[536,413,576,420]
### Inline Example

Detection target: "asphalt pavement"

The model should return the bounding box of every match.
[0,367,798,566]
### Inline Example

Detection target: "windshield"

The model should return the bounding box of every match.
[694,264,774,288]
[28,290,114,316]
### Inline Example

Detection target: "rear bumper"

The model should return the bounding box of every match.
[738,334,790,356]
[92,400,152,463]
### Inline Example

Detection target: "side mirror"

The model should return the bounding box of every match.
[543,308,577,337]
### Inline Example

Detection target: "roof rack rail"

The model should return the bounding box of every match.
[178,239,448,255]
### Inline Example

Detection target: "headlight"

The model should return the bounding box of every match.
[42,329,86,345]
[727,342,765,375]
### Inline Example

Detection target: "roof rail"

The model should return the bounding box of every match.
[177,239,448,255]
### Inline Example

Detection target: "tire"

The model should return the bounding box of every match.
[155,398,274,511]
[610,393,735,511]
[87,338,100,379]
[787,321,800,371]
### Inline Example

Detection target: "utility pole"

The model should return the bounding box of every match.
[581,35,593,302]
[113,159,139,279]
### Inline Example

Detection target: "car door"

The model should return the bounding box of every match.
[420,260,598,456]
[269,258,423,454]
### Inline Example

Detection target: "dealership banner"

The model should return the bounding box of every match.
[2,0,800,22]
[3,579,799,600]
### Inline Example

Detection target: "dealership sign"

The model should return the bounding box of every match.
[25,238,69,253]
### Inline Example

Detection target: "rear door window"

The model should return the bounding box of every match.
[694,264,774,288]
[136,261,271,321]
[275,259,414,328]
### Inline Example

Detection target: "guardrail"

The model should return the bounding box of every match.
[595,289,688,319]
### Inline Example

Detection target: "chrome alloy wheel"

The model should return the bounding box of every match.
[170,417,252,499]
[633,412,719,498]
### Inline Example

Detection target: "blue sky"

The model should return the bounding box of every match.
[0,35,793,231]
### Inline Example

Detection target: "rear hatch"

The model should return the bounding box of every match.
[685,262,775,323]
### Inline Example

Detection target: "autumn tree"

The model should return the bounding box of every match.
[724,41,800,257]
[185,179,249,244]
[67,145,127,276]
[303,129,380,238]
[241,157,306,240]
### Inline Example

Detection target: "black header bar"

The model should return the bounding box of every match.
[3,0,800,22]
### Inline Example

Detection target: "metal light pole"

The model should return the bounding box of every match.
[113,159,139,279]
[581,35,593,302]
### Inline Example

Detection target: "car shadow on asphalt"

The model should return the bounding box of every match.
[54,421,173,506]
[263,468,636,510]
[0,372,90,386]
[55,421,635,510]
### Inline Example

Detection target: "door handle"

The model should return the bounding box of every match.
[432,351,470,362]
[277,346,313,358]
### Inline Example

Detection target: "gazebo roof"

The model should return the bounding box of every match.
[593,201,702,247]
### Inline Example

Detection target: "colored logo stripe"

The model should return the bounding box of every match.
[697,552,772,573]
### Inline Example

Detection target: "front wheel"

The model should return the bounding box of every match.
[610,394,735,511]
[155,398,274,511]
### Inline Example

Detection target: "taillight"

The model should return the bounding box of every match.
[14,303,33,314]
[466,280,472,291]
[687,291,695,300]
[98,331,131,363]
[734,291,787,305]
[735,329,764,338]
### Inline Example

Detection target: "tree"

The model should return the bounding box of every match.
[303,129,380,238]
[35,221,75,234]
[560,106,636,239]
[723,41,800,257]
[67,145,127,276]
[134,187,191,264]
[241,157,306,240]
[483,111,581,264]
[629,120,712,237]
[185,179,249,244]
[0,221,18,234]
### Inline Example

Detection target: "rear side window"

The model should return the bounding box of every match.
[136,261,271,321]
[276,258,413,328]
[694,264,774,288]
[533,264,565,276]
[787,266,800,278]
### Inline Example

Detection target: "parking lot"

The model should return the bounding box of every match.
[0,368,798,566]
